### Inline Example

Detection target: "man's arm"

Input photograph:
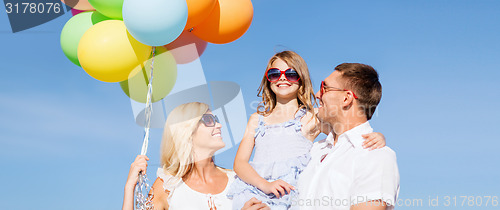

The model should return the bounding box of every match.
[350,148,400,209]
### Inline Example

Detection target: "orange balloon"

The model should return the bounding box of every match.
[61,0,95,11]
[184,0,217,30]
[192,0,253,44]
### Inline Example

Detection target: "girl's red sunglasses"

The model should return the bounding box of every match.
[265,68,300,83]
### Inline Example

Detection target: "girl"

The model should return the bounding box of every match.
[226,51,385,209]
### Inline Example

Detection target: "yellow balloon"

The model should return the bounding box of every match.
[120,47,177,103]
[78,20,152,83]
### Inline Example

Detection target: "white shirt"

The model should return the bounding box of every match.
[157,168,235,210]
[295,122,400,210]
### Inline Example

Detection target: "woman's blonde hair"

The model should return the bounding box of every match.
[257,51,316,115]
[160,102,209,183]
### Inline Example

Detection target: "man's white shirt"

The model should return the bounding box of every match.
[294,121,400,209]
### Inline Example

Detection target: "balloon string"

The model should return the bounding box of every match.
[141,46,156,156]
[135,46,156,210]
[135,174,154,210]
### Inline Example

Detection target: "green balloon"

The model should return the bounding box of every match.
[60,11,110,66]
[120,47,178,103]
[88,0,124,19]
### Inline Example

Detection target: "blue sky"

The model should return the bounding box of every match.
[1,0,500,209]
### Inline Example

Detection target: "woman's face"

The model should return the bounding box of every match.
[268,58,300,99]
[191,111,225,157]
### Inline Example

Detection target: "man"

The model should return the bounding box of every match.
[295,63,400,209]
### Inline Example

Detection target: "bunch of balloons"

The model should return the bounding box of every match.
[60,0,253,102]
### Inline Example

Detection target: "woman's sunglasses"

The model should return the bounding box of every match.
[265,68,300,83]
[200,114,220,127]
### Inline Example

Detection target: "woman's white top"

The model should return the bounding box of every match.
[156,167,235,210]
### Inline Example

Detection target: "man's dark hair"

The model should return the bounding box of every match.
[335,63,382,120]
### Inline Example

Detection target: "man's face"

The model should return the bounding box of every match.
[315,71,345,125]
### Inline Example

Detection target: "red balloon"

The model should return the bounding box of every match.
[164,30,208,64]
[71,9,85,16]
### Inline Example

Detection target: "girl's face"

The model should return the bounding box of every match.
[191,111,225,156]
[268,58,300,99]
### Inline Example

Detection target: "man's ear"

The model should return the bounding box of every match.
[343,91,355,108]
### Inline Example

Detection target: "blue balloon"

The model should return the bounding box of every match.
[123,0,188,46]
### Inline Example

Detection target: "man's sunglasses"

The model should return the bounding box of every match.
[320,81,358,99]
[265,68,300,83]
[200,114,220,127]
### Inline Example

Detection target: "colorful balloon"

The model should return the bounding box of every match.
[78,20,152,83]
[120,47,177,103]
[88,0,124,19]
[123,0,188,46]
[192,0,253,44]
[71,9,85,16]
[165,30,208,64]
[184,0,217,30]
[60,11,110,66]
[61,0,94,11]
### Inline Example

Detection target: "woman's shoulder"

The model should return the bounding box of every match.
[156,168,173,183]
[156,168,183,192]
[151,177,169,210]
[217,166,236,177]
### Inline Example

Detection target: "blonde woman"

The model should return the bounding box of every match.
[123,102,270,210]
[227,51,386,209]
